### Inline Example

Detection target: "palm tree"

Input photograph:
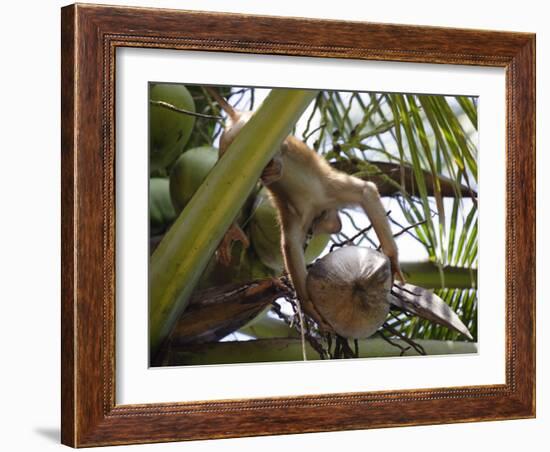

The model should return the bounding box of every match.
[148,84,478,365]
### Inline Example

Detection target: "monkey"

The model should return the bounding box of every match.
[206,87,404,332]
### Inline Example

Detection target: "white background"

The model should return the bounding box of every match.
[0,1,546,451]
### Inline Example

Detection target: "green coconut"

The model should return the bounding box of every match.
[149,178,177,236]
[249,189,330,272]
[149,83,196,172]
[169,146,218,213]
[198,244,276,290]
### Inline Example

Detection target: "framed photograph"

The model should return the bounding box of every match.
[61,3,535,447]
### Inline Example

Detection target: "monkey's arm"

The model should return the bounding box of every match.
[280,211,333,332]
[359,181,405,282]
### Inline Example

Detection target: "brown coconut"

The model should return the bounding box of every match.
[306,246,392,339]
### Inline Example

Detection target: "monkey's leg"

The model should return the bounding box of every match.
[337,178,404,281]
[280,212,334,332]
[358,181,405,282]
[216,223,250,266]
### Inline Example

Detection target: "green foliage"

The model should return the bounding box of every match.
[184,85,232,149]
[300,90,478,344]
[167,338,477,366]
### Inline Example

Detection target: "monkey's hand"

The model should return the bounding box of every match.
[216,223,250,266]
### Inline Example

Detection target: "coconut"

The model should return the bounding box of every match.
[169,146,218,213]
[306,246,392,339]
[149,177,177,235]
[149,83,196,172]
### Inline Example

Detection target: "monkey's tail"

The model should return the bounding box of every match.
[204,86,240,122]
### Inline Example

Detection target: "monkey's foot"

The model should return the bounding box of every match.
[216,223,250,266]
[390,257,406,283]
[261,157,283,186]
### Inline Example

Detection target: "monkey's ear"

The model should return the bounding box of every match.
[260,156,283,186]
[312,209,342,235]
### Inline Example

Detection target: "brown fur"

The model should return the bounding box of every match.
[210,89,403,331]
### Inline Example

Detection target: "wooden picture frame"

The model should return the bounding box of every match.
[61,3,536,447]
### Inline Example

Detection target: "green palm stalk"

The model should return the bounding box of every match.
[149,89,318,357]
